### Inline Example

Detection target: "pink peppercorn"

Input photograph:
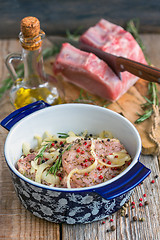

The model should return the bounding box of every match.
[143,193,147,197]
[151,180,155,183]
[139,203,143,207]
[102,221,105,224]
[139,198,143,201]
[132,205,135,209]
[81,150,85,154]
[84,172,88,176]
[99,175,103,179]
[85,159,88,162]
[114,155,118,158]
[103,159,106,162]
[76,148,80,153]
[131,201,135,205]
[85,163,88,167]
[97,167,102,171]
[51,143,55,146]
[107,161,111,165]
[84,142,87,145]
[110,219,113,222]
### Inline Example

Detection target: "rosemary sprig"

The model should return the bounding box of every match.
[34,142,52,162]
[127,19,159,124]
[126,19,151,65]
[47,143,72,175]
[135,82,159,123]
[66,27,83,40]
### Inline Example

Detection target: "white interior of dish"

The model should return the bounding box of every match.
[4,103,141,191]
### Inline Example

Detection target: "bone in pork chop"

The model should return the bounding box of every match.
[53,19,147,102]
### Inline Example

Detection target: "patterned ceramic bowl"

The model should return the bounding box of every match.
[1,101,150,224]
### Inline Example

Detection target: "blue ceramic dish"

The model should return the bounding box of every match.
[1,101,150,224]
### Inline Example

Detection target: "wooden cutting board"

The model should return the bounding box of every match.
[44,56,159,156]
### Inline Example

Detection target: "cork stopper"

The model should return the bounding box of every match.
[20,16,44,51]
[21,16,40,38]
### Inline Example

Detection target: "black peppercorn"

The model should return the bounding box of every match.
[111,225,116,231]
[133,216,137,221]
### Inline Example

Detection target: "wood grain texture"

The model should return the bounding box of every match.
[1,1,160,38]
[0,36,160,240]
[0,40,60,240]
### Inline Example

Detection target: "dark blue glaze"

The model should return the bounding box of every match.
[10,170,133,224]
[94,161,151,200]
[0,101,50,131]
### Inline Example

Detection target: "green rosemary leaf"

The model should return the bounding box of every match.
[43,46,61,60]
[103,103,110,108]
[57,133,70,138]
[66,27,83,40]
[66,144,72,151]
[73,89,96,104]
[135,109,153,124]
[126,19,151,65]
[143,96,152,104]
[34,142,52,162]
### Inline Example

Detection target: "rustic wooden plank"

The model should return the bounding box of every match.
[0,35,160,240]
[0,40,60,240]
[1,1,160,38]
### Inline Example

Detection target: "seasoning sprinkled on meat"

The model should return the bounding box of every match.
[16,131,132,188]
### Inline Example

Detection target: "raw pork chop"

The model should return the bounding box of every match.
[53,19,147,102]
[60,139,131,188]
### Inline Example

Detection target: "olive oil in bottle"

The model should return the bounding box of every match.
[6,16,63,109]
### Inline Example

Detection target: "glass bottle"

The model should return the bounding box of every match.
[5,16,63,109]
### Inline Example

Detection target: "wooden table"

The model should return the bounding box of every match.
[0,35,160,240]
